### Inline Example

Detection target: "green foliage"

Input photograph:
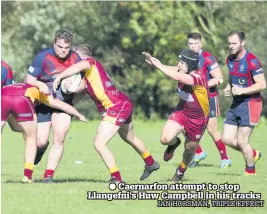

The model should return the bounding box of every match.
[2,1,267,118]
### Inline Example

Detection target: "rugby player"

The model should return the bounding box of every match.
[53,44,160,182]
[143,49,210,181]
[1,60,15,87]
[1,83,87,183]
[222,30,266,175]
[1,60,23,132]
[186,33,232,168]
[24,28,82,182]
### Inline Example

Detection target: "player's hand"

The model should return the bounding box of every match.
[53,77,61,93]
[223,85,232,97]
[37,82,50,95]
[232,85,243,96]
[77,114,88,123]
[142,52,162,68]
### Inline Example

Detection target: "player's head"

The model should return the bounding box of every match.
[187,32,203,53]
[53,28,73,59]
[74,44,92,59]
[177,49,199,74]
[227,30,246,55]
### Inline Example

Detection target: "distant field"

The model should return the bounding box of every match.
[1,119,267,214]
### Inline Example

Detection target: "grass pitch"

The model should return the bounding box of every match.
[1,119,267,214]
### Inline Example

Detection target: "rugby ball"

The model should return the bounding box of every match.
[61,73,82,94]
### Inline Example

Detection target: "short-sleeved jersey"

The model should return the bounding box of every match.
[27,48,81,82]
[176,70,210,119]
[83,57,130,112]
[1,60,15,87]
[226,51,263,103]
[199,50,219,97]
[27,47,81,101]
[1,83,50,106]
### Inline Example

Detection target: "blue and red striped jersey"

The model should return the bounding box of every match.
[199,50,219,97]
[226,50,263,103]
[27,47,81,82]
[1,60,15,87]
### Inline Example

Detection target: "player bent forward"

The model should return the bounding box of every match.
[143,49,210,181]
[1,83,87,183]
[53,44,160,182]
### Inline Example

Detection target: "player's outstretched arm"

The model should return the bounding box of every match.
[53,60,91,92]
[142,52,194,85]
[48,96,88,123]
[142,52,178,72]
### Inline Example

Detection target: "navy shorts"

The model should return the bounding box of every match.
[36,99,73,123]
[36,82,74,123]
[224,99,262,127]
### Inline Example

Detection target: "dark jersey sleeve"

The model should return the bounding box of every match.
[1,63,15,86]
[27,52,46,79]
[206,55,219,73]
[250,57,263,76]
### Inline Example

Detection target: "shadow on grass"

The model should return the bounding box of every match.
[194,163,217,168]
[3,178,108,184]
[172,163,216,168]
[215,172,242,176]
[3,177,199,184]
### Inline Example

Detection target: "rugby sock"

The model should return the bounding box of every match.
[44,169,55,179]
[24,163,34,179]
[195,145,203,154]
[109,167,122,182]
[252,149,256,158]
[215,139,229,160]
[142,151,155,166]
[245,165,255,174]
[177,162,187,174]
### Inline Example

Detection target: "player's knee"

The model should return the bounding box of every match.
[9,125,22,133]
[53,130,67,145]
[185,142,197,154]
[122,136,133,144]
[53,136,65,146]
[222,134,234,145]
[236,141,248,152]
[94,141,105,153]
[160,135,173,145]
[207,124,216,136]
[24,135,36,143]
[22,128,37,139]
[236,137,249,148]
[119,131,132,143]
[37,138,48,148]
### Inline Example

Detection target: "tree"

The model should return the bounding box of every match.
[2,1,266,118]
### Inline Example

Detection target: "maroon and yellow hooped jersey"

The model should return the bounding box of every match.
[176,70,210,119]
[83,57,130,112]
[1,83,50,106]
